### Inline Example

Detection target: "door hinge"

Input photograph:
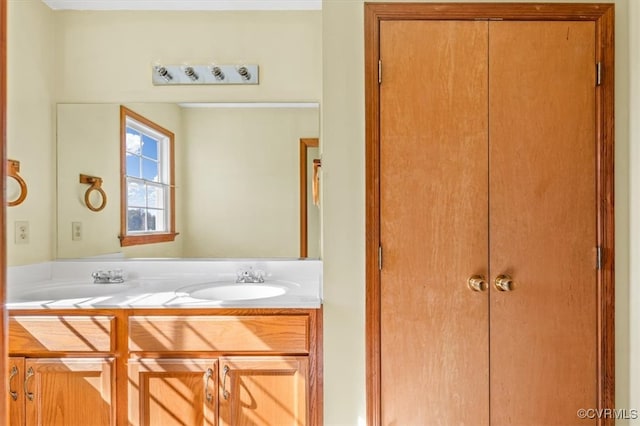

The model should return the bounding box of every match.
[378,246,383,270]
[378,60,382,84]
[596,62,602,86]
[596,246,603,270]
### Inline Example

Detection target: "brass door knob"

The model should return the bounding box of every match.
[467,275,487,292]
[494,275,513,292]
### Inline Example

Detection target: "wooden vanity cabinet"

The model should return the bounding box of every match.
[218,356,309,426]
[8,308,322,426]
[127,310,319,426]
[7,315,117,426]
[10,357,116,426]
[128,359,218,426]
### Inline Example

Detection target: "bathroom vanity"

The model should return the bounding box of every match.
[6,260,322,426]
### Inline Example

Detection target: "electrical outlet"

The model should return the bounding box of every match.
[72,222,82,241]
[15,221,29,244]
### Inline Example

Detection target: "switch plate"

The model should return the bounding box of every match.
[72,221,82,241]
[15,221,29,244]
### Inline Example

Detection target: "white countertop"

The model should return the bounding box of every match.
[7,259,322,310]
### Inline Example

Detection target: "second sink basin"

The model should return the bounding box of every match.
[176,282,290,301]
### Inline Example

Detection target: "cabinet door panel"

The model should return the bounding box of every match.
[379,20,489,426]
[128,359,217,426]
[219,356,308,426]
[24,358,115,426]
[489,21,597,425]
[8,357,25,426]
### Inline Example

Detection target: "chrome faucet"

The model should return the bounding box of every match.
[236,268,265,283]
[92,269,125,284]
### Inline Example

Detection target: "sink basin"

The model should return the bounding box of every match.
[176,282,289,301]
[11,282,132,301]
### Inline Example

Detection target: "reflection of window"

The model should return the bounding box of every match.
[119,106,177,247]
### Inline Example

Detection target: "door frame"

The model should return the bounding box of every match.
[1,0,8,421]
[365,3,615,425]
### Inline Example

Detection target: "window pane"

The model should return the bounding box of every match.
[126,153,140,178]
[142,134,159,159]
[127,208,146,232]
[142,158,159,182]
[126,128,142,155]
[127,180,146,207]
[147,209,166,232]
[146,184,165,209]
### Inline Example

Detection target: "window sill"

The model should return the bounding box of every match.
[119,232,179,247]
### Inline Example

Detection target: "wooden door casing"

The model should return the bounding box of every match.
[128,358,218,426]
[218,356,308,426]
[1,0,7,421]
[488,21,598,425]
[379,20,490,426]
[24,358,115,426]
[366,4,615,426]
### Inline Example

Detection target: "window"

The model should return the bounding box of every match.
[119,106,177,246]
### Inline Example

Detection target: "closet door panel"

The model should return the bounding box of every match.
[488,21,597,425]
[379,20,489,426]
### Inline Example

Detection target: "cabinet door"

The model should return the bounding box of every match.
[128,359,217,426]
[8,357,25,426]
[379,20,490,426]
[488,21,597,425]
[24,358,115,426]
[219,356,308,426]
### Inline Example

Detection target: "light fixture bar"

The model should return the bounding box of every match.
[152,64,259,85]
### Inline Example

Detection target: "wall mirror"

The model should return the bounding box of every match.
[6,3,321,266]
[57,102,320,259]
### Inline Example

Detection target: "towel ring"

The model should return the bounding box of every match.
[7,160,28,207]
[79,174,107,212]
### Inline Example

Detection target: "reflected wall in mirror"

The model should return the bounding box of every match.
[57,103,320,259]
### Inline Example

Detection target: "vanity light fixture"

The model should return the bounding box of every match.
[151,63,259,85]
[210,65,226,81]
[182,65,199,81]
[153,65,173,82]
[237,66,251,81]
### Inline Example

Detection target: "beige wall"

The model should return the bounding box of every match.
[321,0,631,424]
[181,107,319,258]
[56,103,184,259]
[53,10,321,103]
[7,0,55,266]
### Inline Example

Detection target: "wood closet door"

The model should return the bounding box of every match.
[379,21,489,426]
[488,22,597,425]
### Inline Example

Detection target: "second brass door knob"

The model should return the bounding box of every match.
[494,275,513,292]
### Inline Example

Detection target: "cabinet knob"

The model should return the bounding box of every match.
[494,275,513,292]
[467,275,487,292]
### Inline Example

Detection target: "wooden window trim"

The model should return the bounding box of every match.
[365,3,615,426]
[119,106,177,247]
